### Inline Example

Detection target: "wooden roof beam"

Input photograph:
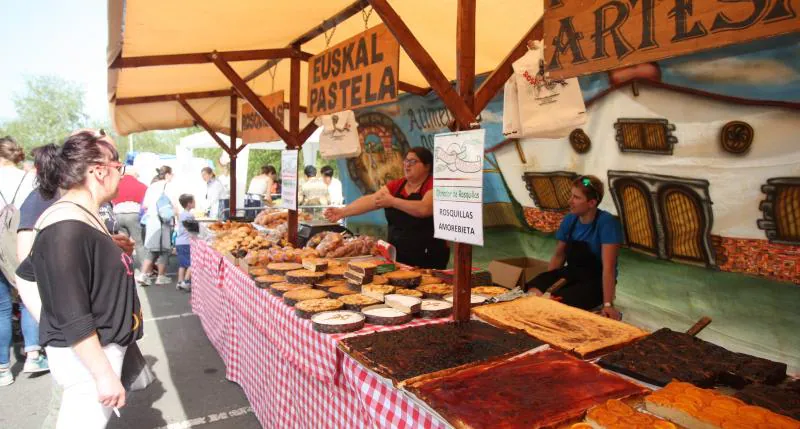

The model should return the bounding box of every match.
[368,0,476,128]
[244,0,370,82]
[473,18,543,116]
[115,89,233,106]
[212,54,293,145]
[399,81,432,97]
[110,48,310,69]
[176,96,230,153]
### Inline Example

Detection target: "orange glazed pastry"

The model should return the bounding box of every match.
[645,381,800,429]
[586,399,676,429]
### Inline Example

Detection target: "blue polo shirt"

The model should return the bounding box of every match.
[555,210,623,264]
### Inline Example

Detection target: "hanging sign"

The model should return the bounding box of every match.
[280,149,298,210]
[241,91,285,143]
[433,129,485,246]
[543,0,800,79]
[307,24,400,116]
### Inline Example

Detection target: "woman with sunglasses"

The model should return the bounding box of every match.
[324,147,449,269]
[21,131,142,427]
[524,175,623,320]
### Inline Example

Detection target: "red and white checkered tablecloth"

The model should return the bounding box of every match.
[190,239,452,428]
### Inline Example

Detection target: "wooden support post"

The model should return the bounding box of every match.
[176,96,230,153]
[452,0,477,322]
[368,0,475,128]
[229,94,239,217]
[287,54,302,246]
[211,54,294,145]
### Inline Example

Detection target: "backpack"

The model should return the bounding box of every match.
[0,172,29,286]
[155,185,174,224]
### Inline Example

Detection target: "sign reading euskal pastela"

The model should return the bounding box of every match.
[544,0,799,79]
[307,24,400,116]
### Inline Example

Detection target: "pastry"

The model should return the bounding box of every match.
[385,270,422,288]
[295,298,344,319]
[283,288,329,307]
[314,279,347,291]
[311,310,365,334]
[735,380,800,420]
[328,286,357,298]
[473,296,648,358]
[585,399,676,428]
[384,294,422,314]
[254,274,285,289]
[599,328,788,388]
[249,267,269,277]
[417,283,453,299]
[267,262,304,275]
[407,349,648,429]
[361,284,396,301]
[393,288,424,298]
[420,299,453,318]
[372,274,388,285]
[337,294,381,311]
[338,320,544,384]
[470,286,509,297]
[326,266,347,279]
[347,261,377,276]
[420,274,442,286]
[285,269,327,285]
[269,282,311,297]
[646,381,800,429]
[302,258,329,272]
[361,304,413,326]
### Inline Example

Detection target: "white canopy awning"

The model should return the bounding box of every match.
[107,0,543,135]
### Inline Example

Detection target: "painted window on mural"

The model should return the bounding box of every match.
[614,119,678,155]
[522,171,577,211]
[758,178,800,245]
[660,187,707,263]
[608,171,716,267]
[614,179,658,255]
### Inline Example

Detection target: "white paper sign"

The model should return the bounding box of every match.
[280,149,298,210]
[433,129,485,246]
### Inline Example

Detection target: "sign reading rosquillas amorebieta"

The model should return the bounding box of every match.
[307,24,400,116]
[544,0,800,79]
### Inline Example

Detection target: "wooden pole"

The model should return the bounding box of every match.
[229,94,239,218]
[287,53,301,246]
[452,0,477,322]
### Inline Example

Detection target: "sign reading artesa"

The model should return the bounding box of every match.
[307,24,399,116]
[544,0,800,79]
[241,91,285,144]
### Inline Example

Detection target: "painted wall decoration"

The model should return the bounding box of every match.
[338,77,512,230]
[720,121,755,154]
[493,35,800,284]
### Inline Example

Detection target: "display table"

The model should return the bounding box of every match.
[190,238,450,428]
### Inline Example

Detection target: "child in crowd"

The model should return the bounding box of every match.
[176,194,195,292]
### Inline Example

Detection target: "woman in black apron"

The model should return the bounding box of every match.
[524,175,622,320]
[324,147,450,269]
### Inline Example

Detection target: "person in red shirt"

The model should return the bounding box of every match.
[112,167,148,264]
[324,147,449,269]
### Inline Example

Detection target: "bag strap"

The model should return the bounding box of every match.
[32,201,112,256]
[0,171,28,207]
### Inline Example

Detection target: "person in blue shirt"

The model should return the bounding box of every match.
[525,175,623,320]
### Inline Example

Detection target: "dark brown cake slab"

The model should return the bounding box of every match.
[338,320,544,385]
[735,379,800,420]
[599,328,787,388]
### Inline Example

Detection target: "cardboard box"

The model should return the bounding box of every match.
[488,257,550,289]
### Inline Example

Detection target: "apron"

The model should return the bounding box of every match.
[525,214,604,310]
[384,176,450,269]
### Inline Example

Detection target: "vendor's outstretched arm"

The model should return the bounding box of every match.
[548,241,567,271]
[324,187,385,222]
[387,189,434,218]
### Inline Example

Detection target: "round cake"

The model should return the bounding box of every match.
[371,274,388,285]
[314,279,348,291]
[295,298,344,319]
[311,310,365,334]
[361,304,412,326]
[270,282,311,297]
[444,293,488,306]
[420,275,441,286]
[471,286,509,297]
[267,262,304,275]
[283,288,330,307]
[329,286,357,298]
[249,267,269,277]
[419,299,453,318]
[394,288,424,298]
[338,294,381,311]
[285,269,327,285]
[255,274,286,289]
[385,270,422,288]
[326,266,347,279]
[417,283,453,299]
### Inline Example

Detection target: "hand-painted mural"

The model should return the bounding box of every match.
[494,34,800,285]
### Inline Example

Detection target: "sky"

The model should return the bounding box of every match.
[0,0,109,121]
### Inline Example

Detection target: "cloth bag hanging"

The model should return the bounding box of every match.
[511,40,587,139]
[316,110,362,160]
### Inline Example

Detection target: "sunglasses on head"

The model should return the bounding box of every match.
[579,176,601,202]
